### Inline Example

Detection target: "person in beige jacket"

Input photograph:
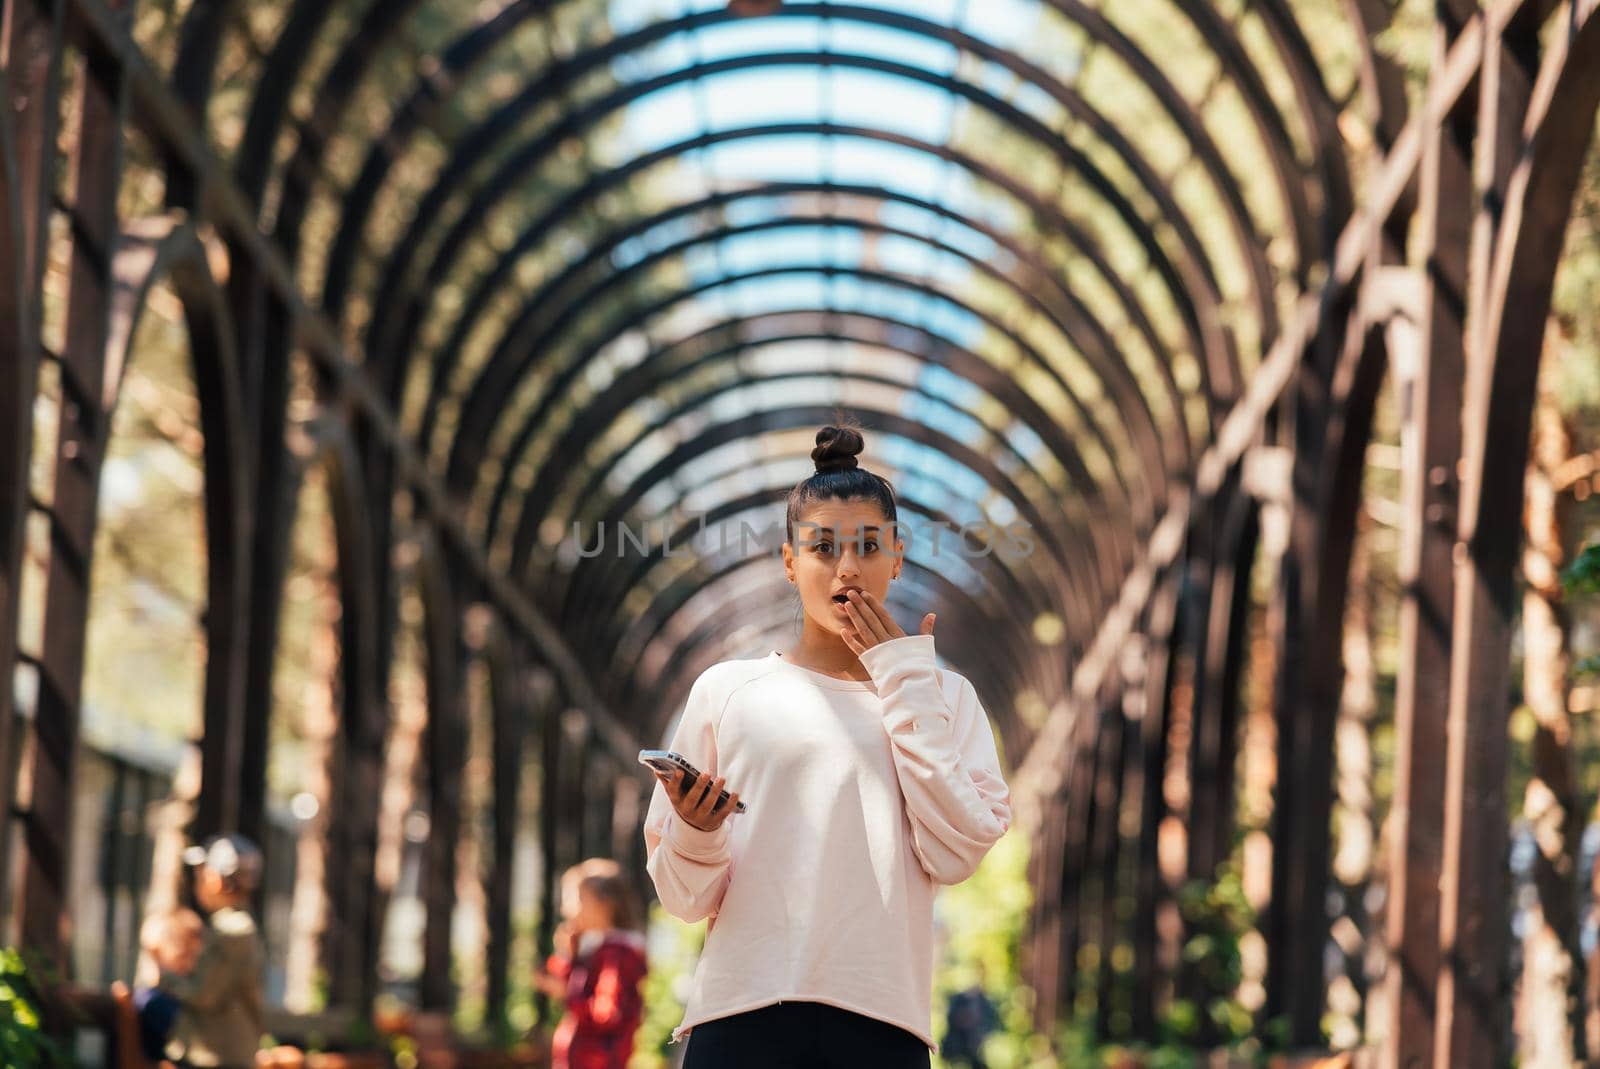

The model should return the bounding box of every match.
[158,834,266,1069]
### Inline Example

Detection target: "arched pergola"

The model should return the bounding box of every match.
[2,0,1598,1064]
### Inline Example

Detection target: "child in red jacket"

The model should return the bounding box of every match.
[535,858,649,1069]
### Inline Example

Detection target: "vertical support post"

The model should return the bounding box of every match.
[1379,13,1473,1065]
[17,0,128,970]
[1056,697,1100,1022]
[535,681,562,1030]
[420,568,464,1013]
[0,0,62,929]
[486,632,524,1037]
[1434,9,1552,1067]
[1131,568,1180,1036]
[1026,788,1068,1035]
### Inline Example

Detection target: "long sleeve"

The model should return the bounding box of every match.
[858,634,1012,885]
[643,670,734,923]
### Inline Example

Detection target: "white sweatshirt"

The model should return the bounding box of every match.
[642,634,1013,1054]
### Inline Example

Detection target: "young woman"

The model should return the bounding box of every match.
[534,857,650,1069]
[643,422,1013,1068]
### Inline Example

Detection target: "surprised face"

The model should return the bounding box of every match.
[783,498,902,635]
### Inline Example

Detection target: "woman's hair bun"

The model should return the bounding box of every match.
[812,424,864,474]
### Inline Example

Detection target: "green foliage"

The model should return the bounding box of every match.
[627,906,705,1069]
[0,949,70,1069]
[932,828,1051,1069]
[1171,871,1252,1043]
[1049,867,1286,1069]
[1562,542,1600,680]
[1562,542,1600,599]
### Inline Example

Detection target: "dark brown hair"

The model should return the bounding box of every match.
[785,416,899,548]
[562,857,642,932]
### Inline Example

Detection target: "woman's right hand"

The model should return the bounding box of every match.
[655,768,740,832]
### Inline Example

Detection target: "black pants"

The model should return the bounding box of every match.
[682,1000,931,1069]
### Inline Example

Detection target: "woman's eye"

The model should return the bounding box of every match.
[816,542,833,554]
[865,541,879,552]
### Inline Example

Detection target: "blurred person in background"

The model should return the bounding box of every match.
[157,834,266,1069]
[534,857,650,1069]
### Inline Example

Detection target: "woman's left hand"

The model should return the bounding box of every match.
[839,589,935,655]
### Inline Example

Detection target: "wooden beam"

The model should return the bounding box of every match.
[1013,0,1505,824]
[62,0,640,771]
[16,0,127,970]
[1436,5,1598,1064]
[1379,8,1476,1062]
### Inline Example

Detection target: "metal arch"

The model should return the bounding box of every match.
[490,310,1118,619]
[103,218,255,838]
[1433,11,1600,1063]
[515,364,1099,652]
[356,140,1222,457]
[409,126,1216,463]
[414,527,466,1011]
[534,404,1088,633]
[325,1,1286,380]
[469,260,1158,549]
[566,477,1071,691]
[1341,0,1410,154]
[487,271,1132,610]
[591,485,1051,663]
[402,156,1200,440]
[327,4,1268,380]
[233,0,434,207]
[168,0,236,119]
[1245,0,1355,247]
[1045,0,1314,295]
[452,256,1166,541]
[299,416,390,1009]
[530,403,1090,672]
[400,158,1208,455]
[355,54,1239,428]
[460,182,1184,557]
[1171,0,1352,266]
[377,49,1237,445]
[474,219,1164,561]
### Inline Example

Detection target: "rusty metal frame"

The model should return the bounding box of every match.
[330,4,1274,406]
[473,218,1169,549]
[16,0,129,966]
[498,308,1120,612]
[0,23,49,928]
[496,280,1121,602]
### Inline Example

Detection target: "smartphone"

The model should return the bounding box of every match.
[638,749,748,814]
